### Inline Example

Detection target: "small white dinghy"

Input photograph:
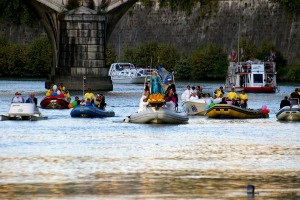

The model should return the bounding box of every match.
[128,104,189,124]
[0,103,47,121]
[276,99,300,121]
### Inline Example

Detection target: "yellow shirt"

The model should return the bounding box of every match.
[227,91,238,100]
[239,93,248,104]
[239,93,248,100]
[84,92,95,100]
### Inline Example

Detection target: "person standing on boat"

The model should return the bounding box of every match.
[12,92,25,103]
[84,88,95,103]
[181,85,192,102]
[138,88,150,112]
[227,88,238,100]
[239,90,248,108]
[26,92,38,106]
[280,96,290,109]
[150,71,164,94]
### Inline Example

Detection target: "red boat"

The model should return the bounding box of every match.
[40,97,70,109]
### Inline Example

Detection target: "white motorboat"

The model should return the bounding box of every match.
[128,106,189,124]
[108,62,154,84]
[225,60,278,93]
[0,103,47,121]
[276,99,300,121]
[182,98,221,116]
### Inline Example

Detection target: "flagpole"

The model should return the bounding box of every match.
[237,1,240,63]
[83,76,86,98]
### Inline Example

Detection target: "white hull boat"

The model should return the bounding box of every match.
[108,63,153,84]
[276,99,300,121]
[182,98,222,116]
[0,103,47,121]
[129,107,189,124]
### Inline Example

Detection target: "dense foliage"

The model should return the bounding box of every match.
[270,0,300,13]
[0,35,52,77]
[0,0,37,25]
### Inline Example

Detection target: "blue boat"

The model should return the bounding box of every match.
[70,105,115,118]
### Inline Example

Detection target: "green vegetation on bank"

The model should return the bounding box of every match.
[0,35,52,77]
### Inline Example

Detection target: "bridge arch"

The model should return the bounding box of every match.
[21,0,139,90]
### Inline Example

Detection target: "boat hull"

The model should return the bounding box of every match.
[225,86,276,93]
[111,76,148,84]
[129,107,189,124]
[0,103,47,121]
[40,97,70,109]
[276,106,300,121]
[70,106,115,118]
[206,104,266,119]
[182,99,207,116]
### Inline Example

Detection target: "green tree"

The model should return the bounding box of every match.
[26,36,52,77]
[269,0,300,13]
[174,56,193,80]
[106,46,117,67]
[191,43,228,80]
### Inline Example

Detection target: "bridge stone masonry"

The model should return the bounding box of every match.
[21,0,138,90]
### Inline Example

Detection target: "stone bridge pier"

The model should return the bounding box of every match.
[54,7,111,91]
[23,0,138,91]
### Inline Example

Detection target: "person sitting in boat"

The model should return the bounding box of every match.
[165,88,177,111]
[138,88,150,113]
[84,88,95,103]
[290,88,300,100]
[280,96,291,109]
[189,86,199,100]
[26,92,38,106]
[215,86,225,98]
[80,98,86,106]
[195,85,202,98]
[239,90,248,108]
[45,85,53,97]
[181,85,192,102]
[150,71,164,94]
[166,80,178,105]
[85,98,92,106]
[71,96,81,107]
[95,94,107,110]
[219,97,228,104]
[231,98,240,107]
[12,92,24,103]
[227,87,238,100]
[58,83,66,93]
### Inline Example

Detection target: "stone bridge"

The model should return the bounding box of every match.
[21,0,138,90]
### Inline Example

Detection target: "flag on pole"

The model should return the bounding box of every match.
[158,65,172,84]
[230,50,237,62]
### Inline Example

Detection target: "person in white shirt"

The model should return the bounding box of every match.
[181,85,191,102]
[138,88,150,112]
[189,86,199,100]
[12,92,24,103]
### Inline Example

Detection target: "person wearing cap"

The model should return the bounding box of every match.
[12,92,25,103]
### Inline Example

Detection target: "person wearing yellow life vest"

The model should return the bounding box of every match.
[239,90,248,108]
[227,87,238,100]
[45,85,54,97]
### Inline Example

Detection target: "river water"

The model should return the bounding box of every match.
[0,80,299,199]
